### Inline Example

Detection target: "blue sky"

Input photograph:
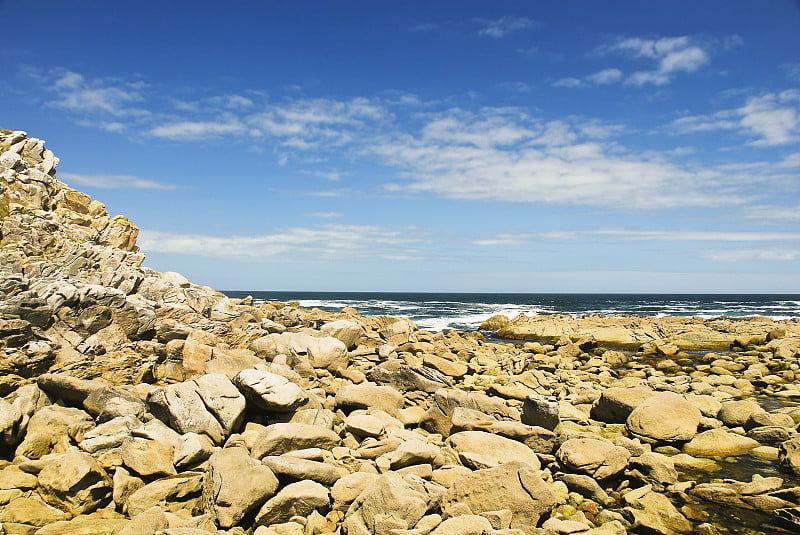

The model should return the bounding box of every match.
[2,1,799,293]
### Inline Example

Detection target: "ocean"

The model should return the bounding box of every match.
[221,292,800,332]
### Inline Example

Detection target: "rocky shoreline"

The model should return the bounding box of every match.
[2,130,800,535]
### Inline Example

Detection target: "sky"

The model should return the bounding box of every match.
[1,0,799,293]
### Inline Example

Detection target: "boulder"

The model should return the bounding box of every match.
[251,423,341,458]
[627,452,679,488]
[717,400,766,428]
[440,462,556,535]
[320,319,364,349]
[262,455,346,485]
[173,432,215,468]
[521,395,560,431]
[250,332,349,371]
[233,369,308,412]
[626,391,700,443]
[421,388,519,436]
[343,472,429,535]
[431,515,494,535]
[37,451,112,515]
[202,447,280,528]
[331,472,380,511]
[83,386,147,422]
[447,431,541,470]
[120,437,177,477]
[556,438,631,480]
[622,484,693,534]
[683,429,761,457]
[15,405,93,459]
[123,473,204,517]
[254,480,330,527]
[778,437,800,476]
[591,387,653,423]
[335,382,404,414]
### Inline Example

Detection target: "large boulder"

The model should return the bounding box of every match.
[343,472,429,535]
[440,462,556,535]
[683,429,760,457]
[626,391,700,443]
[233,369,308,412]
[320,320,364,349]
[447,431,541,470]
[37,451,112,515]
[202,447,280,528]
[250,332,349,371]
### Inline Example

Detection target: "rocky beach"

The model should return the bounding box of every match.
[3,129,800,535]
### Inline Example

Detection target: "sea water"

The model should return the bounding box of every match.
[221,292,800,332]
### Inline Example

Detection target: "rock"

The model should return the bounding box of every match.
[147,378,238,444]
[320,320,364,349]
[366,361,453,393]
[35,374,105,402]
[430,515,494,535]
[123,473,204,517]
[15,405,93,459]
[447,407,558,454]
[626,391,700,443]
[521,395,560,431]
[590,387,653,423]
[345,414,386,438]
[193,373,248,435]
[335,382,405,414]
[556,438,631,480]
[251,423,341,458]
[250,332,349,371]
[627,452,678,488]
[331,472,380,511]
[423,354,469,378]
[118,506,169,535]
[778,437,800,476]
[448,430,541,470]
[83,386,147,422]
[34,516,129,535]
[421,388,519,436]
[378,439,441,470]
[717,400,766,428]
[343,472,429,535]
[683,429,761,457]
[555,473,610,505]
[202,447,279,528]
[254,480,330,527]
[262,455,346,485]
[0,496,68,527]
[622,485,693,534]
[37,451,112,515]
[120,437,177,477]
[440,462,557,535]
[233,369,308,412]
[173,432,215,468]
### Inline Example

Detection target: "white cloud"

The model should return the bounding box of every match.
[477,16,538,38]
[150,120,246,140]
[371,108,739,209]
[553,77,584,88]
[585,68,623,85]
[538,229,800,242]
[745,204,800,223]
[671,90,800,146]
[49,71,147,117]
[138,224,425,261]
[606,36,711,86]
[59,172,177,190]
[703,248,800,262]
[308,212,342,219]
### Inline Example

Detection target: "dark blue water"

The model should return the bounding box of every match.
[221,292,800,332]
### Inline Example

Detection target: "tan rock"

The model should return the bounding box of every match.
[626,392,700,443]
[683,429,760,457]
[37,452,112,515]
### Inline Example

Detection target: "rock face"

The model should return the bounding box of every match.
[4,130,800,535]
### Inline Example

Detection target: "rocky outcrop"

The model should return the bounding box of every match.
[3,130,800,535]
